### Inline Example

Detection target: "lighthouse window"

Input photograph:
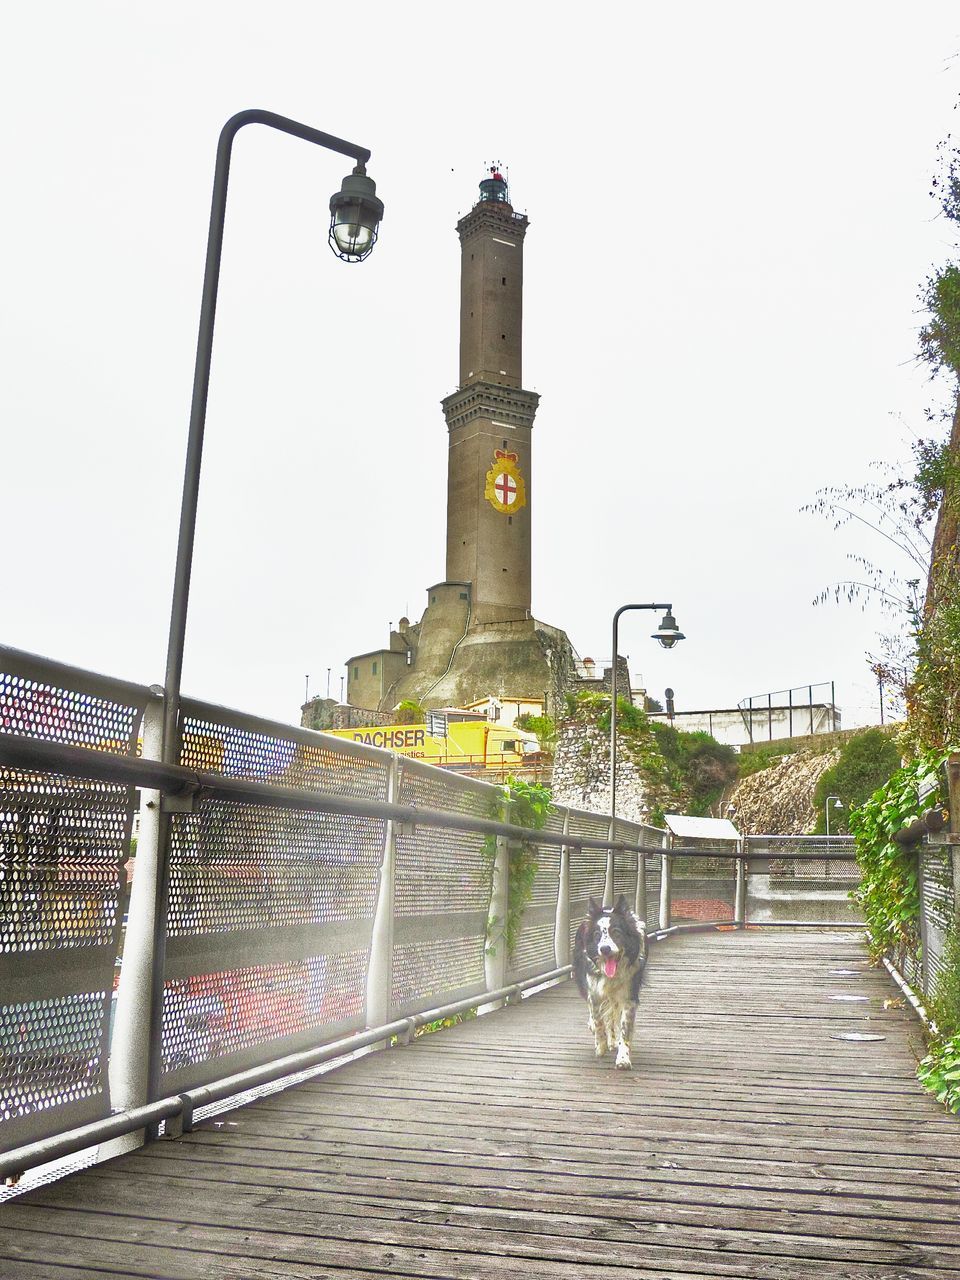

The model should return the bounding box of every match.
[508,516,513,525]
[501,334,506,340]
[501,277,506,285]
[353,667,359,680]
[372,661,377,675]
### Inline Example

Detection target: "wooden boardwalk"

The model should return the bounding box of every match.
[3,929,960,1279]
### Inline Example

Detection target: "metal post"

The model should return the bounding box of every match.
[365,756,399,1031]
[831,680,836,731]
[659,839,672,931]
[483,795,510,1010]
[788,687,793,740]
[609,602,673,890]
[734,849,746,927]
[604,816,616,907]
[554,810,571,966]
[809,684,814,736]
[767,691,773,742]
[106,690,165,1155]
[636,845,647,924]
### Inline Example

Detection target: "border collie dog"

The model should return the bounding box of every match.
[573,895,647,1069]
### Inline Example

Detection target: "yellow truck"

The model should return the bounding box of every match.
[322,719,539,771]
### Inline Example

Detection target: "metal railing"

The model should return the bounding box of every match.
[0,644,863,1183]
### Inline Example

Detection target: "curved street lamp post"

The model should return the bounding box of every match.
[131,110,384,1120]
[162,109,384,765]
[608,604,684,907]
[825,795,843,837]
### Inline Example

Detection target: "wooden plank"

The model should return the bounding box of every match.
[18,1170,955,1270]
[3,928,959,1279]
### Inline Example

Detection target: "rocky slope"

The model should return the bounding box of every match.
[728,748,841,835]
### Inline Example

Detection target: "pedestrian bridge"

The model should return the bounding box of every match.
[0,646,957,1277]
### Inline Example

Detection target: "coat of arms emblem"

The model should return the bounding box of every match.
[484,449,526,514]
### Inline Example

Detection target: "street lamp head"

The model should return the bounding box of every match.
[652,610,685,649]
[329,165,384,262]
[834,798,843,810]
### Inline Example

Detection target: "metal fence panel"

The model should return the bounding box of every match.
[744,835,862,925]
[0,651,149,1149]
[159,709,390,1094]
[669,851,737,925]
[613,818,641,907]
[391,760,494,1017]
[506,806,564,983]
[920,843,955,997]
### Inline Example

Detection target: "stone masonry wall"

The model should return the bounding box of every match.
[551,719,650,824]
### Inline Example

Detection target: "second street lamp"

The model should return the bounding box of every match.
[608,603,684,907]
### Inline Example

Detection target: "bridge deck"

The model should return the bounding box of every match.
[3,929,960,1279]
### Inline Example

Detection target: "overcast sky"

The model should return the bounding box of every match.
[3,3,959,730]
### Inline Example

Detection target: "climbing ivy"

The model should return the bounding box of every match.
[483,776,552,960]
[847,750,946,963]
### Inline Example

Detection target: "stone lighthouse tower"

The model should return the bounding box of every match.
[442,169,540,624]
[338,169,576,716]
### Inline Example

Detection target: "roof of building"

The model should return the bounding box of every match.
[664,814,740,842]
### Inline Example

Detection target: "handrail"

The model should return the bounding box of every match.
[0,732,659,855]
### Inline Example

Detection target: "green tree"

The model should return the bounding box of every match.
[811,728,902,834]
[395,699,425,725]
[650,724,739,817]
[514,713,557,757]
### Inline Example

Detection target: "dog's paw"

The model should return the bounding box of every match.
[615,1045,632,1070]
[594,1039,608,1057]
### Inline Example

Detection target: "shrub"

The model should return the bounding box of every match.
[811,729,902,834]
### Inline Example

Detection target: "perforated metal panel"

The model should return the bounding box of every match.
[166,801,384,938]
[670,853,736,925]
[0,672,142,754]
[391,761,493,1015]
[613,841,639,906]
[744,835,862,925]
[160,709,390,1092]
[506,806,563,981]
[161,950,368,1083]
[920,844,955,997]
[0,652,146,1149]
[747,835,859,880]
[180,702,392,798]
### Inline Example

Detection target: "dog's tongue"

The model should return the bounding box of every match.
[602,956,618,979]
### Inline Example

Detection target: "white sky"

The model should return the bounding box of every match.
[2,2,958,729]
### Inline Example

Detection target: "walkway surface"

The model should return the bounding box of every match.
[3,929,960,1279]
